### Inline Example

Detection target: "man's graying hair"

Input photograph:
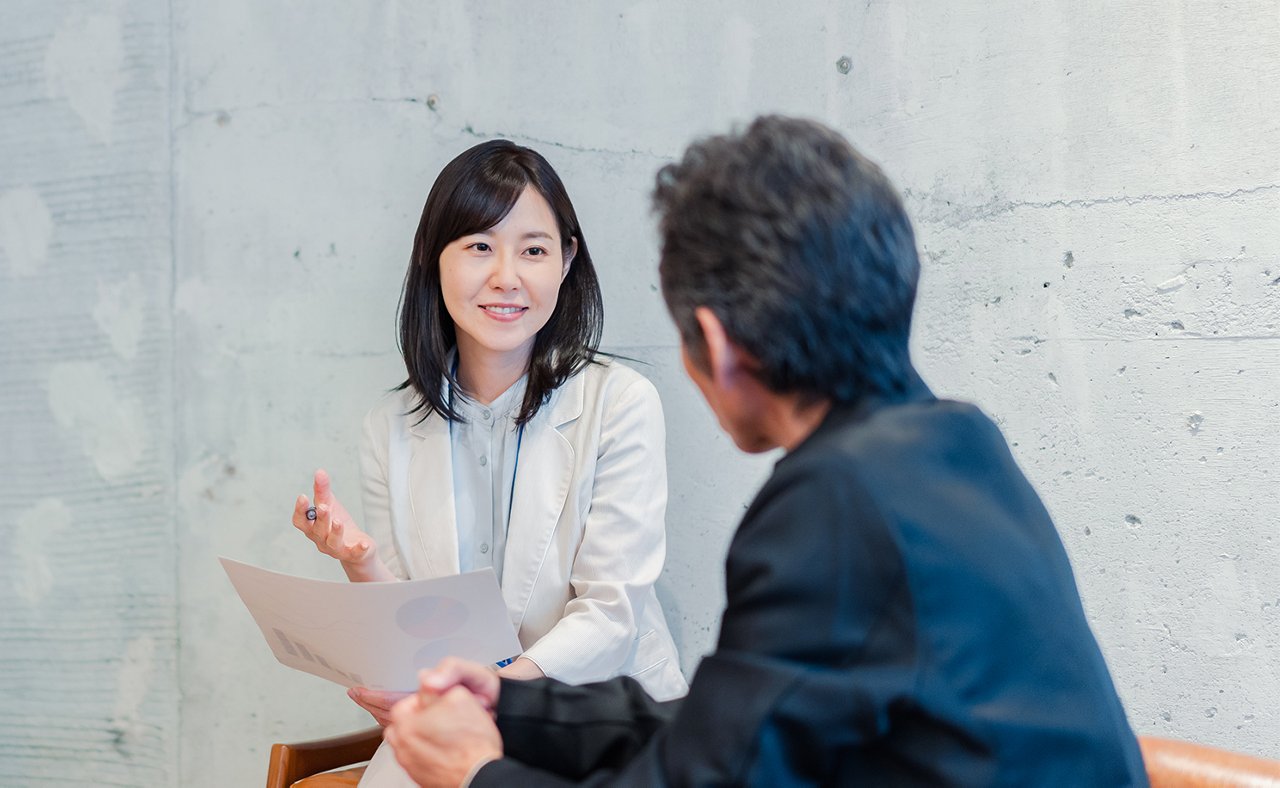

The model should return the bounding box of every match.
[654,115,921,403]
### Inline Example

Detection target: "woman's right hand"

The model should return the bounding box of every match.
[292,469,393,582]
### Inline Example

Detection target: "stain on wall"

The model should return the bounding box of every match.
[43,13,124,144]
[0,188,54,277]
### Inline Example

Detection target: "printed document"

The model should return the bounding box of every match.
[220,557,521,691]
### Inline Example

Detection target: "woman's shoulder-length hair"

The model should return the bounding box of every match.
[396,139,604,426]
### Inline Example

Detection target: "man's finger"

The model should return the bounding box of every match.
[419,658,500,707]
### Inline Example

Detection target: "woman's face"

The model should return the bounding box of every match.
[439,185,576,369]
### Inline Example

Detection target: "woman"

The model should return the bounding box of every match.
[291,140,686,784]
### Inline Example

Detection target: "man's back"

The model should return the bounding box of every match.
[708,380,1146,784]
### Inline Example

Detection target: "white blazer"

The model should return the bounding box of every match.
[359,358,688,701]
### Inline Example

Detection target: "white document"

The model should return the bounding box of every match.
[220,557,522,691]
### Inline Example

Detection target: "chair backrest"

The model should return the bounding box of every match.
[266,727,381,788]
[1140,736,1280,787]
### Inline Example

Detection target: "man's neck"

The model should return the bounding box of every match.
[770,394,833,453]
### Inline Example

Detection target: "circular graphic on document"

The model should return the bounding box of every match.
[395,595,468,639]
[414,637,489,670]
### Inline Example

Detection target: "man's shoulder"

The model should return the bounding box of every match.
[746,397,1007,539]
[794,398,1001,480]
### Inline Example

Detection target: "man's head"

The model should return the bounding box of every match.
[654,116,921,450]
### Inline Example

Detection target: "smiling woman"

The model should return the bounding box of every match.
[286,140,687,787]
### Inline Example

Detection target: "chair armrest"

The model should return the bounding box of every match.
[267,727,384,788]
[1139,735,1280,786]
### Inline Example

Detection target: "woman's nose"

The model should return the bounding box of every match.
[488,252,519,290]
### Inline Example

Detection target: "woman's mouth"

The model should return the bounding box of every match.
[480,305,528,320]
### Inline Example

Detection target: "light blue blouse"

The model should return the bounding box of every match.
[448,376,526,584]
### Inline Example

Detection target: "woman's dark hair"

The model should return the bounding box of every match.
[397,140,603,425]
[653,115,920,404]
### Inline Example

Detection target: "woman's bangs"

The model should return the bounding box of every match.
[446,167,528,239]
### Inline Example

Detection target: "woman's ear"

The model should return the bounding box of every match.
[561,237,578,281]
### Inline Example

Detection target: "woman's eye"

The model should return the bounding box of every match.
[525,247,547,257]
[469,242,491,252]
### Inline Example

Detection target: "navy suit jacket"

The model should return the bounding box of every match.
[474,377,1148,786]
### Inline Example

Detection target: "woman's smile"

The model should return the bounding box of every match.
[480,303,529,321]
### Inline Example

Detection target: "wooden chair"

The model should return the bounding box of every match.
[266,727,379,788]
[265,731,1280,787]
[1140,736,1280,787]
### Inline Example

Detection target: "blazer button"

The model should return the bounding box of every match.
[480,543,490,554]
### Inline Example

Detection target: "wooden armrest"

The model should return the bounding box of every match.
[1140,735,1280,786]
[266,727,383,788]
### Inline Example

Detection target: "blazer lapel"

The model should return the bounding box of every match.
[500,371,585,631]
[406,411,461,578]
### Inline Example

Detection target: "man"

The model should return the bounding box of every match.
[382,116,1148,786]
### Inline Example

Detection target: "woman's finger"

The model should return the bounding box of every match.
[352,688,409,712]
[326,519,348,555]
[291,494,313,533]
[349,688,400,726]
[314,468,333,507]
[311,504,333,549]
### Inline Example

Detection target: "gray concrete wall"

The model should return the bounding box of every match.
[2,1,1277,785]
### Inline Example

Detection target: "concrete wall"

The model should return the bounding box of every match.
[2,1,1277,784]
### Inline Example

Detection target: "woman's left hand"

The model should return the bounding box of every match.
[495,656,545,680]
[348,687,410,727]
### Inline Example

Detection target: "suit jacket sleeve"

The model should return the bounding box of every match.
[475,676,680,785]
[474,456,915,786]
[520,377,670,683]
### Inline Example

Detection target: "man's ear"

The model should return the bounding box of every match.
[693,306,738,388]
[561,237,578,281]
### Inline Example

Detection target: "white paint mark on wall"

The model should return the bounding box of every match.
[44,13,124,144]
[110,635,157,755]
[48,361,149,480]
[93,274,147,360]
[0,187,55,277]
[11,498,72,605]
[174,277,216,324]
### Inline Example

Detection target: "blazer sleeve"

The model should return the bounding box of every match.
[475,457,916,786]
[520,376,669,683]
[479,676,680,784]
[359,402,407,581]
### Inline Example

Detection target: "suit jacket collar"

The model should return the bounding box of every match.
[784,367,935,462]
